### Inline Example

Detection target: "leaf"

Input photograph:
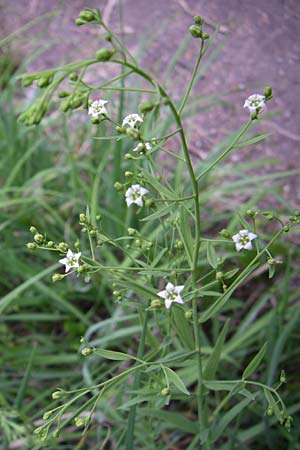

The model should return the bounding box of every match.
[234,132,272,148]
[242,342,267,380]
[171,306,194,350]
[204,380,244,392]
[204,320,229,380]
[206,241,218,269]
[178,206,193,265]
[269,264,275,279]
[264,388,281,421]
[212,397,253,442]
[144,410,197,434]
[93,348,134,361]
[164,366,190,395]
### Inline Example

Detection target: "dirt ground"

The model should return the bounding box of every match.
[1,0,300,204]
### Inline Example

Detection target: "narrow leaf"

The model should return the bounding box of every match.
[206,242,218,269]
[204,320,229,380]
[94,348,134,361]
[164,366,190,395]
[242,342,267,379]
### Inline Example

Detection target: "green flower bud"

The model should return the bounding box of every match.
[80,336,87,344]
[91,117,100,125]
[75,18,86,26]
[126,127,140,140]
[194,15,203,25]
[74,416,88,427]
[81,347,93,356]
[267,258,275,266]
[58,90,70,98]
[220,229,231,238]
[264,86,272,100]
[125,171,133,178]
[52,273,64,282]
[222,284,227,291]
[79,10,95,22]
[22,76,34,87]
[145,198,154,208]
[280,369,286,383]
[26,242,37,250]
[71,96,84,109]
[246,209,256,218]
[139,101,155,114]
[52,389,65,400]
[135,239,142,247]
[69,72,78,81]
[150,299,162,309]
[266,214,273,221]
[283,224,290,232]
[43,411,52,420]
[90,229,96,236]
[289,216,297,222]
[58,242,69,252]
[114,182,123,191]
[161,387,171,396]
[295,210,300,216]
[189,24,202,38]
[216,271,224,281]
[184,310,193,320]
[34,233,44,244]
[266,407,273,416]
[47,241,55,248]
[30,226,37,234]
[127,227,136,236]
[202,33,210,40]
[104,32,112,41]
[116,125,125,134]
[113,290,120,297]
[60,99,71,112]
[125,153,134,159]
[80,213,87,223]
[74,240,81,251]
[96,214,102,221]
[96,48,114,62]
[38,76,52,88]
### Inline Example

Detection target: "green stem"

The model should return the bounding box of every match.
[125,310,149,450]
[196,120,253,181]
[178,39,205,115]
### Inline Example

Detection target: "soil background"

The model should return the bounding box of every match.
[1,0,300,204]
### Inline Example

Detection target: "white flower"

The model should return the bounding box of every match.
[132,142,152,153]
[59,249,81,273]
[243,94,266,114]
[88,99,108,118]
[157,282,184,309]
[122,113,143,128]
[125,184,148,207]
[232,229,257,252]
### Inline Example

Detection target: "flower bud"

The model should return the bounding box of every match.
[135,239,142,247]
[194,15,203,25]
[22,76,34,87]
[202,33,210,40]
[125,153,134,160]
[280,369,286,383]
[38,76,52,88]
[295,210,300,216]
[216,271,224,281]
[30,226,37,234]
[104,32,112,41]
[69,72,78,81]
[71,96,84,109]
[80,213,87,223]
[26,242,37,250]
[220,229,231,238]
[246,209,256,218]
[264,86,272,100]
[184,310,193,320]
[145,198,154,208]
[52,273,64,282]
[75,18,86,26]
[81,347,93,356]
[160,387,171,396]
[116,125,125,134]
[266,407,273,416]
[114,182,123,191]
[283,224,290,232]
[60,99,71,112]
[52,389,65,399]
[58,242,69,252]
[125,171,133,178]
[139,101,155,114]
[47,241,55,248]
[74,416,88,427]
[34,233,44,244]
[127,227,136,235]
[79,10,95,22]
[58,90,70,98]
[189,24,202,38]
[126,127,140,140]
[267,258,275,266]
[96,48,114,62]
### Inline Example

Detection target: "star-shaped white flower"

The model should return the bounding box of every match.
[59,249,81,273]
[232,229,257,252]
[125,184,148,207]
[88,99,108,118]
[243,94,266,115]
[122,113,144,128]
[157,282,184,309]
[132,142,152,153]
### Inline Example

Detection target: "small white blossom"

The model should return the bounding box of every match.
[243,94,266,114]
[122,113,143,128]
[125,184,148,207]
[88,99,108,118]
[157,282,184,309]
[59,249,81,273]
[132,142,152,153]
[232,229,257,252]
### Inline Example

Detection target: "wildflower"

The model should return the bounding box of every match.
[232,229,257,251]
[59,249,81,273]
[243,94,266,115]
[88,99,108,118]
[122,113,143,128]
[125,184,148,207]
[133,142,152,153]
[157,282,184,309]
